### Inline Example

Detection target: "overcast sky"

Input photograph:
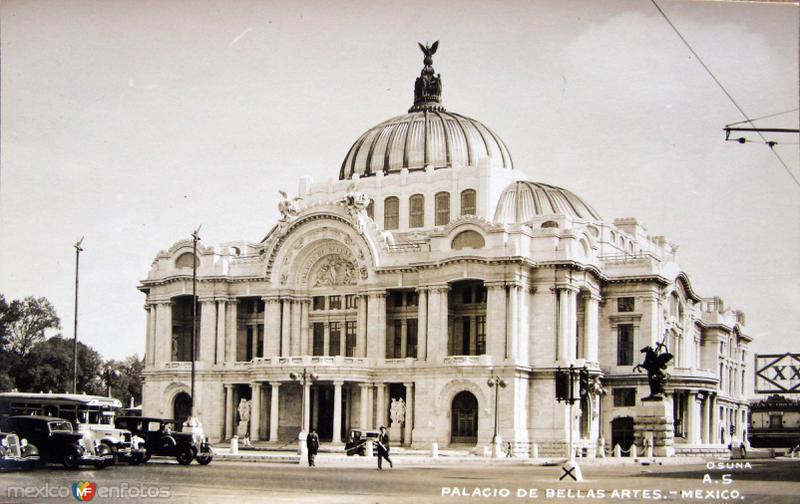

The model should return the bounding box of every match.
[1,0,797,379]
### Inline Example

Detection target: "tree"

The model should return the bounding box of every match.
[2,296,61,357]
[15,335,104,395]
[106,355,144,407]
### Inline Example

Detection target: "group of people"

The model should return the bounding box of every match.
[306,426,393,470]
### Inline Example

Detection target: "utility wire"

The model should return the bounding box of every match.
[726,108,799,128]
[650,0,800,188]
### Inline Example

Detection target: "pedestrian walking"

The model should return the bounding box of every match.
[376,426,393,470]
[306,429,320,467]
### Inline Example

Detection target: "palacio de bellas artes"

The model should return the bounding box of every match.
[139,42,751,460]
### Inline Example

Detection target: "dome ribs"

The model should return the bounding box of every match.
[433,111,452,167]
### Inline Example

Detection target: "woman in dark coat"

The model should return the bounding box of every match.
[376,426,393,469]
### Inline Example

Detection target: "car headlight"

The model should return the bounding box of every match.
[1,438,8,447]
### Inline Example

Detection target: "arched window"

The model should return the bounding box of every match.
[452,230,485,250]
[175,252,198,269]
[541,220,559,229]
[460,189,476,216]
[384,196,399,230]
[409,194,425,228]
[435,192,450,225]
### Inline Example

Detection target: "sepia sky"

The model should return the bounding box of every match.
[1,0,797,383]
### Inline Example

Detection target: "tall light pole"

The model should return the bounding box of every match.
[487,372,506,458]
[72,237,84,394]
[190,226,201,417]
[289,368,318,437]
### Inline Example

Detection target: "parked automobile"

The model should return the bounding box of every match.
[115,416,213,465]
[344,428,380,456]
[0,431,39,470]
[75,411,146,465]
[2,416,113,469]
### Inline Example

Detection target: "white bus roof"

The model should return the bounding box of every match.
[0,392,122,409]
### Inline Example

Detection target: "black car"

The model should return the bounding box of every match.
[115,416,213,465]
[0,431,39,470]
[344,428,380,456]
[2,416,113,469]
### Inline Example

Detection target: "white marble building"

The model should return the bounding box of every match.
[140,45,751,457]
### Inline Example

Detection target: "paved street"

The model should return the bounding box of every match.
[1,458,799,504]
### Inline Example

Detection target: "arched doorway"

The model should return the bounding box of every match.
[611,417,634,456]
[173,392,192,428]
[451,391,478,444]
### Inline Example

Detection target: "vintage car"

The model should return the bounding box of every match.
[344,428,381,456]
[75,411,147,465]
[115,416,213,465]
[0,431,39,470]
[2,416,113,469]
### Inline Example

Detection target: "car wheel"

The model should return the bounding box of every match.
[94,458,109,470]
[101,442,117,466]
[176,446,193,465]
[143,451,152,463]
[63,451,80,469]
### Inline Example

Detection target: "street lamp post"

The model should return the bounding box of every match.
[190,226,201,417]
[289,368,318,437]
[487,373,507,458]
[72,237,84,394]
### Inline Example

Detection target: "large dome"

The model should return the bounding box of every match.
[494,181,602,224]
[339,42,513,180]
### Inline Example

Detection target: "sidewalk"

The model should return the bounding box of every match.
[212,445,737,467]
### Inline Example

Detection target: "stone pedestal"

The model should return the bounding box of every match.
[634,398,675,457]
[390,424,403,445]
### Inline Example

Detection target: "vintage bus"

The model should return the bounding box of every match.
[0,392,146,464]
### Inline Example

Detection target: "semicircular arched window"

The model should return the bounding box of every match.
[451,230,485,250]
[541,220,559,229]
[175,252,198,269]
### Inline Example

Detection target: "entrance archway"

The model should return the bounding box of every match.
[173,392,192,428]
[451,391,478,444]
[611,417,634,456]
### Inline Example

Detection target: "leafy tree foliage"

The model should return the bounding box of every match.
[0,294,143,403]
[1,295,61,356]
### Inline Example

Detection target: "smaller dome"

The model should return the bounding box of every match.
[494,181,601,224]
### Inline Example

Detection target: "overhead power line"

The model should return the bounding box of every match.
[650,0,800,189]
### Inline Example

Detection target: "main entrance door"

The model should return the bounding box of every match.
[451,391,478,444]
[173,392,192,428]
[611,417,634,456]
[311,386,334,441]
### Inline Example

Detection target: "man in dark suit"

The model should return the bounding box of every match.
[306,429,320,467]
[376,426,393,470]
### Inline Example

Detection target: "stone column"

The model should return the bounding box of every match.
[155,301,173,366]
[199,299,216,363]
[250,382,261,442]
[224,384,234,440]
[300,299,310,356]
[291,298,302,356]
[366,292,387,360]
[323,321,331,356]
[302,382,311,434]
[417,287,428,361]
[264,297,281,357]
[332,381,343,444]
[557,286,578,363]
[215,300,227,365]
[226,299,238,363]
[485,282,506,360]
[400,320,408,358]
[507,284,520,361]
[701,393,710,444]
[359,383,371,429]
[584,293,600,364]
[375,383,387,428]
[269,382,280,442]
[144,304,154,367]
[281,299,291,357]
[687,392,699,444]
[403,382,414,446]
[357,294,368,358]
[709,395,717,444]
